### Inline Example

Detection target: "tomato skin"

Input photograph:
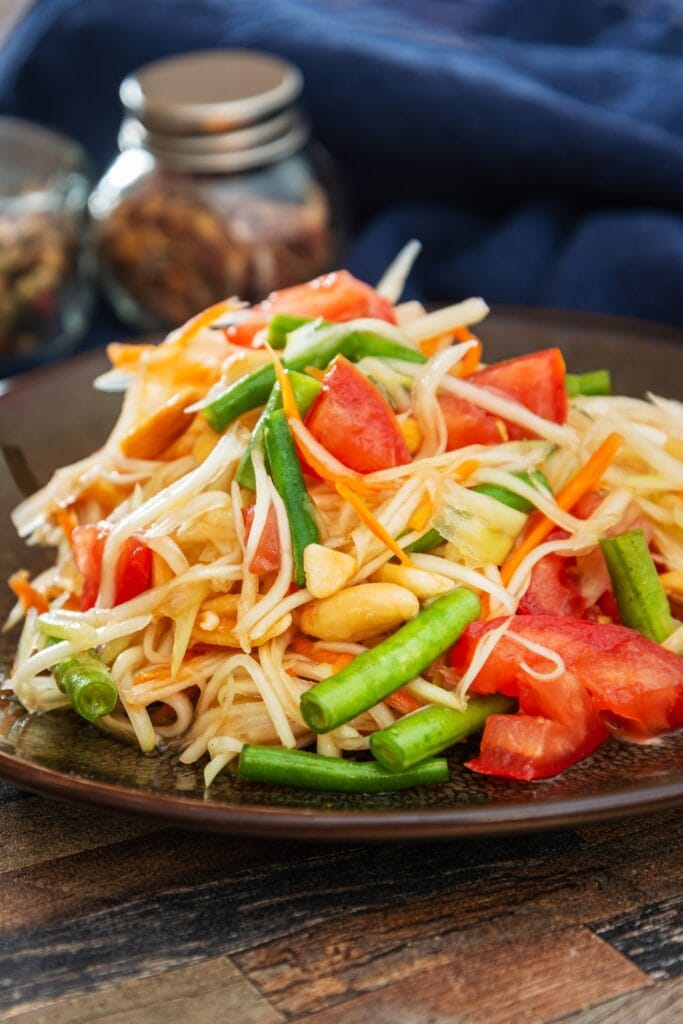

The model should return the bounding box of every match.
[438,393,506,449]
[224,270,397,347]
[438,348,568,450]
[517,553,590,619]
[71,524,152,610]
[242,504,282,574]
[304,355,411,473]
[452,616,683,780]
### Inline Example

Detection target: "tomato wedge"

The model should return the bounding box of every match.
[438,348,568,449]
[223,270,397,347]
[450,615,683,779]
[71,523,152,610]
[242,503,282,574]
[517,553,591,619]
[304,355,411,473]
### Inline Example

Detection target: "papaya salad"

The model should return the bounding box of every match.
[5,243,683,791]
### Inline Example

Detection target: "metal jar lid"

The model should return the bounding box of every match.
[120,50,303,135]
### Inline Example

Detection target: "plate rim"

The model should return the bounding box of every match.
[1,746,681,840]
[2,307,683,840]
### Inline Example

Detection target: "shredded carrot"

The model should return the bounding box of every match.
[54,506,78,543]
[332,653,355,673]
[453,458,480,483]
[419,325,476,358]
[267,342,301,420]
[451,338,483,378]
[106,341,156,370]
[8,571,49,614]
[336,479,414,567]
[119,387,197,460]
[385,689,422,714]
[478,594,490,621]
[500,432,624,586]
[177,298,243,348]
[304,365,326,381]
[408,492,433,532]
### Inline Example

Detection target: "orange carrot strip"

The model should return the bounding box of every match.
[54,506,78,543]
[336,480,414,567]
[500,432,624,586]
[8,571,49,614]
[332,653,355,673]
[177,298,243,348]
[408,492,433,532]
[385,689,422,715]
[453,458,480,482]
[451,338,482,378]
[268,342,301,420]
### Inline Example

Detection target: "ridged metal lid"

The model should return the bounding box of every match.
[120,50,303,135]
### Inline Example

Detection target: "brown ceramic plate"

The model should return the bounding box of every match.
[1,308,682,840]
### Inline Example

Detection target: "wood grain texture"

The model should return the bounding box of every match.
[291,928,649,1024]
[2,957,283,1024]
[554,976,683,1024]
[593,894,683,980]
[0,796,161,873]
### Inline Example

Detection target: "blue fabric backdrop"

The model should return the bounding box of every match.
[2,0,683,343]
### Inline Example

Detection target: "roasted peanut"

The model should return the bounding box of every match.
[303,544,356,599]
[370,562,453,600]
[300,583,419,642]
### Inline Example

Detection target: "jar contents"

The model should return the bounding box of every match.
[97,165,332,328]
[0,118,92,363]
[91,51,343,331]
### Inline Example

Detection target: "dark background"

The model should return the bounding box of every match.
[2,0,683,347]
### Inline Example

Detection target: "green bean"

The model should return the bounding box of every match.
[566,370,612,397]
[267,314,311,348]
[236,371,322,490]
[238,745,448,792]
[264,409,320,587]
[474,470,552,514]
[49,643,118,722]
[600,530,674,642]
[300,588,481,733]
[404,527,445,554]
[370,695,516,772]
[204,329,425,432]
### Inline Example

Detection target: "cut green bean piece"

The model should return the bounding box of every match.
[49,643,118,722]
[566,370,612,397]
[474,470,552,514]
[267,314,311,348]
[600,530,674,643]
[300,588,481,733]
[204,328,425,432]
[370,695,516,772]
[236,370,322,490]
[238,745,448,792]
[264,409,320,587]
[404,527,444,554]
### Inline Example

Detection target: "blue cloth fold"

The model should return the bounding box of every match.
[2,0,682,338]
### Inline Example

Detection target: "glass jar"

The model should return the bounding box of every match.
[89,50,345,332]
[0,117,93,371]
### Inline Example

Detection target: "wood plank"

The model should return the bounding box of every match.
[292,927,648,1024]
[2,956,283,1024]
[0,798,161,873]
[553,975,683,1024]
[235,843,645,1019]
[0,830,597,1016]
[592,894,683,980]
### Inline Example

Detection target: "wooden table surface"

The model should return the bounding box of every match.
[1,780,681,1024]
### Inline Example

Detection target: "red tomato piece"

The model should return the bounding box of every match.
[437,393,506,449]
[517,553,590,619]
[224,270,397,347]
[437,348,568,450]
[242,504,282,574]
[451,615,683,780]
[304,355,411,473]
[71,523,152,610]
